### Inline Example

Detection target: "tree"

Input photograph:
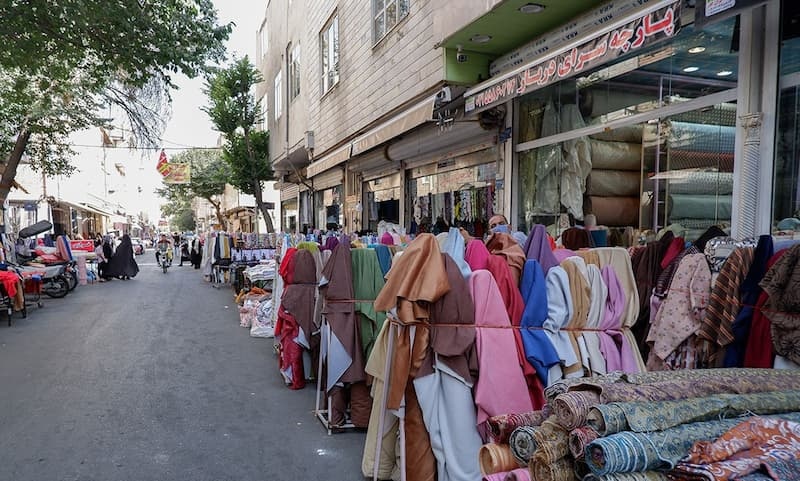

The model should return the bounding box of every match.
[156,148,227,228]
[0,0,231,200]
[203,57,275,233]
[159,191,195,232]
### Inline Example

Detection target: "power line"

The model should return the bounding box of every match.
[63,143,222,151]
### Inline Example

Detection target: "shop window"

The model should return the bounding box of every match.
[364,173,401,232]
[289,42,300,100]
[281,199,298,233]
[320,14,339,94]
[315,185,343,230]
[516,19,739,242]
[373,0,409,44]
[774,0,800,236]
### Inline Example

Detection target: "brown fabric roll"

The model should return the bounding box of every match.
[405,382,436,481]
[588,170,641,197]
[479,443,519,476]
[328,385,347,427]
[560,227,592,250]
[530,419,569,464]
[588,196,640,227]
[561,259,591,377]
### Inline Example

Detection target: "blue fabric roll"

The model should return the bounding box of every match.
[519,259,560,385]
[669,121,735,153]
[590,230,608,247]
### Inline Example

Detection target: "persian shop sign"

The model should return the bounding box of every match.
[465,1,681,113]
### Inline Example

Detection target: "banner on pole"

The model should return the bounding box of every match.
[163,163,191,184]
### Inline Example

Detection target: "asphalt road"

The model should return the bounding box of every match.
[0,253,365,481]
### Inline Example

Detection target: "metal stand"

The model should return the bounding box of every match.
[313,316,356,435]
[372,319,406,481]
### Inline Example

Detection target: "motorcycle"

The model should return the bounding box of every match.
[157,245,172,273]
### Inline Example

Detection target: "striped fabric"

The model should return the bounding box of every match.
[699,247,755,357]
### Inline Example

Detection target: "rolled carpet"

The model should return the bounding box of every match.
[569,426,600,459]
[531,419,570,464]
[487,410,548,444]
[585,412,800,476]
[582,473,669,481]
[586,390,800,436]
[509,426,538,466]
[530,457,574,481]
[479,443,519,476]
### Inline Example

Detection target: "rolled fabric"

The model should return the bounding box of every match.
[586,390,800,436]
[582,473,669,481]
[585,412,800,476]
[588,170,641,197]
[590,126,644,144]
[504,468,531,481]
[552,391,601,431]
[588,196,640,227]
[479,443,520,476]
[668,121,735,152]
[590,140,642,171]
[509,426,538,466]
[668,193,732,220]
[487,410,548,445]
[530,457,574,481]
[531,419,570,464]
[569,426,600,459]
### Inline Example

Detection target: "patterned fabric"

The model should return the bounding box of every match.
[487,411,547,445]
[654,246,699,298]
[586,413,800,476]
[509,426,537,466]
[586,390,800,436]
[531,419,569,464]
[553,391,602,430]
[703,237,757,273]
[569,426,600,459]
[672,417,800,481]
[760,244,800,365]
[699,246,755,362]
[647,253,711,365]
[530,457,573,481]
[582,473,668,481]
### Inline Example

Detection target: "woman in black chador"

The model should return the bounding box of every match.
[106,234,139,280]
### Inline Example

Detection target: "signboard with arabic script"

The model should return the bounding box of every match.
[162,163,191,185]
[465,1,681,113]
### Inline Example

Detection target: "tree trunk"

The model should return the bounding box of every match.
[253,181,275,234]
[0,128,31,203]
[208,198,226,230]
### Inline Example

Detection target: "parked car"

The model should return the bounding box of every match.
[131,237,144,255]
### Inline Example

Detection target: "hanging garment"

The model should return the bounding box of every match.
[442,227,471,279]
[560,104,592,221]
[519,259,561,387]
[523,224,559,274]
[725,234,774,367]
[560,257,593,378]
[759,244,800,366]
[646,253,711,370]
[352,248,387,361]
[543,266,581,385]
[371,244,393,276]
[744,249,789,368]
[629,232,675,358]
[488,255,545,409]
[534,100,562,215]
[465,239,491,272]
[486,233,527,286]
[470,270,534,439]
[597,266,630,373]
[373,233,449,481]
[582,264,609,376]
[320,242,368,427]
[414,255,482,481]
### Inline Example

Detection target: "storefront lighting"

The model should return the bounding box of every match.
[682,66,699,72]
[716,70,733,77]
[688,46,706,54]
[519,3,545,14]
[469,34,492,44]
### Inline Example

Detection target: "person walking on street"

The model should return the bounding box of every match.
[106,234,139,280]
[94,238,109,282]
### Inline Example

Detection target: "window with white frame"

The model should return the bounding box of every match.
[257,95,267,130]
[289,42,300,100]
[320,14,339,94]
[259,22,268,58]
[274,70,282,120]
[373,0,409,43]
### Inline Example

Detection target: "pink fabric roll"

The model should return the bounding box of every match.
[598,265,638,373]
[505,468,531,481]
[471,270,533,435]
[466,239,491,271]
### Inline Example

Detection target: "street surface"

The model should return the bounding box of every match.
[0,254,364,481]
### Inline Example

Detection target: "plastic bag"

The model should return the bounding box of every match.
[250,299,274,338]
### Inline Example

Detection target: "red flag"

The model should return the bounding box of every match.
[156,149,171,176]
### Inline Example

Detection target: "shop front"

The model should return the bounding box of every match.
[462,0,783,243]
[279,182,299,233]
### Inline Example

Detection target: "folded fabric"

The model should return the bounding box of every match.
[586,390,800,436]
[585,412,800,476]
[672,417,800,481]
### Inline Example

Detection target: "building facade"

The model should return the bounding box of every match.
[259,0,797,244]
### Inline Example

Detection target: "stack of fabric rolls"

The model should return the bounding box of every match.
[479,368,800,480]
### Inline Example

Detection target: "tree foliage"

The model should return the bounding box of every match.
[203,57,275,233]
[0,0,231,196]
[156,148,227,227]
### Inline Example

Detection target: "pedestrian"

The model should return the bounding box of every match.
[180,238,190,266]
[94,238,109,282]
[106,234,139,280]
[101,235,115,281]
[190,236,202,269]
[172,232,181,261]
